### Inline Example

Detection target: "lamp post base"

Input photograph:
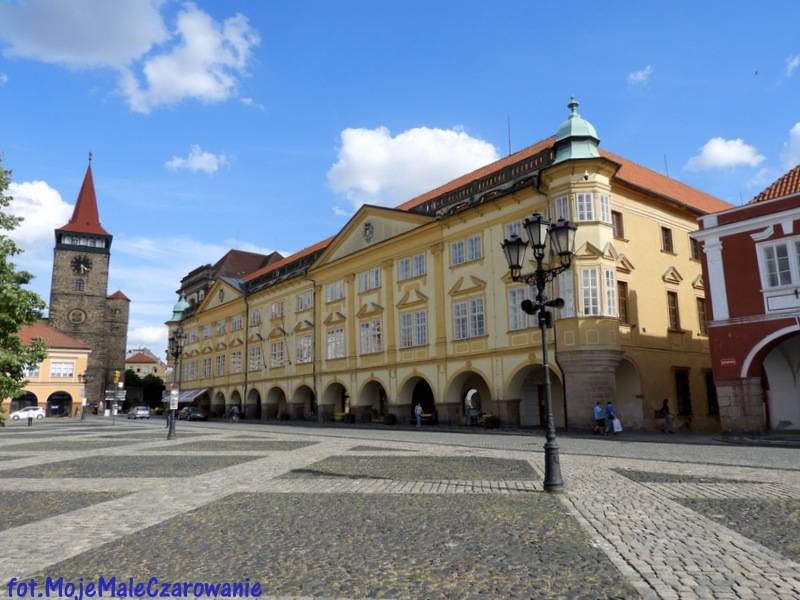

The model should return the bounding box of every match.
[543,440,564,492]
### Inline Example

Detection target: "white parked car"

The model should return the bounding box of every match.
[127,405,150,419]
[10,406,45,421]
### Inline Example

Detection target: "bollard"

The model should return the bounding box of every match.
[27,415,32,427]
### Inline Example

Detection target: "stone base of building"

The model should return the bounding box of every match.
[557,349,624,429]
[263,403,278,419]
[436,403,460,425]
[716,377,765,432]
[319,404,335,422]
[288,403,304,420]
[351,405,372,422]
[492,399,521,427]
[388,404,411,424]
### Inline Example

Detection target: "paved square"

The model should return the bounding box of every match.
[281,455,538,480]
[0,440,138,451]
[0,454,263,478]
[33,492,637,599]
[0,491,127,532]
[145,440,318,452]
[2,417,800,599]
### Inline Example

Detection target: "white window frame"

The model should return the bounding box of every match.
[599,194,611,224]
[357,267,381,293]
[558,271,576,318]
[453,298,485,339]
[581,267,600,316]
[249,309,261,327]
[231,351,242,374]
[359,319,383,354]
[400,311,428,349]
[398,253,426,281]
[216,320,226,336]
[23,366,40,378]
[231,315,243,331]
[189,361,197,379]
[247,347,261,372]
[296,291,312,312]
[504,221,525,241]
[576,193,594,222]
[555,195,571,222]
[467,234,482,261]
[50,361,74,378]
[270,340,285,367]
[450,240,466,266]
[604,268,617,317]
[297,335,312,363]
[326,328,345,359]
[202,358,212,378]
[203,324,212,339]
[758,237,798,289]
[325,280,345,303]
[215,354,225,376]
[508,287,532,331]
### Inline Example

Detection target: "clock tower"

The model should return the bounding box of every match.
[49,159,129,406]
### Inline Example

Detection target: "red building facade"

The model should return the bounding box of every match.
[692,166,800,431]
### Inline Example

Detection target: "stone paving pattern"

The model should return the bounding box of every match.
[676,498,800,562]
[0,491,127,532]
[0,454,264,478]
[0,440,138,451]
[2,418,800,599]
[281,455,538,481]
[144,440,318,452]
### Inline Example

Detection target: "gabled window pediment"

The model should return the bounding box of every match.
[662,266,683,285]
[396,288,429,309]
[356,302,384,318]
[449,275,487,298]
[323,311,347,325]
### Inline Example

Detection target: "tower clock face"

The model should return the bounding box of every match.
[71,255,93,275]
[68,309,87,324]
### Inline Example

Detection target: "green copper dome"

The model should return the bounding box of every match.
[169,294,190,323]
[552,97,600,164]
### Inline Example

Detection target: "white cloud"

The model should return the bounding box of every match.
[0,1,259,113]
[327,126,500,209]
[0,73,7,85]
[332,205,351,217]
[628,65,653,85]
[685,137,765,171]
[127,324,169,351]
[7,181,74,246]
[240,97,265,111]
[0,0,168,68]
[786,55,800,77]
[120,3,260,113]
[781,122,800,169]
[165,145,228,173]
[747,167,775,189]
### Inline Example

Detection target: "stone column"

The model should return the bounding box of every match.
[716,377,765,432]
[556,349,624,429]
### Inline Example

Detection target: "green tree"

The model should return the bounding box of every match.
[124,369,143,388]
[141,373,165,408]
[0,155,47,425]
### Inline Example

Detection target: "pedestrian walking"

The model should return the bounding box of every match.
[414,402,423,427]
[661,398,674,433]
[604,401,617,435]
[593,401,605,434]
[231,404,240,423]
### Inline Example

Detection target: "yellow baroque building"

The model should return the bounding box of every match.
[169,100,732,431]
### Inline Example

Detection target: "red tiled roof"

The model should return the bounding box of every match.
[239,138,731,283]
[242,237,334,283]
[601,149,733,214]
[19,320,90,350]
[56,165,111,237]
[397,137,555,211]
[214,249,283,279]
[108,290,130,301]
[126,352,156,364]
[751,164,800,203]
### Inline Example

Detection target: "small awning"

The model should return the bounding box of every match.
[162,388,208,404]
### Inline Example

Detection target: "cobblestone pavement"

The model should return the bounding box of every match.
[0,417,799,598]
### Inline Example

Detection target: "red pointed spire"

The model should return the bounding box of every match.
[56,160,111,236]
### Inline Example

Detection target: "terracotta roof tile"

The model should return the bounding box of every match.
[108,290,130,301]
[19,320,90,350]
[242,237,333,283]
[126,352,157,364]
[239,139,730,283]
[601,149,733,214]
[56,165,111,237]
[213,249,283,279]
[751,164,800,203]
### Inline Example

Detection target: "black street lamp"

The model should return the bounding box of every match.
[502,213,577,492]
[167,327,186,440]
[78,372,89,420]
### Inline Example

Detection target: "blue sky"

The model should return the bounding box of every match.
[1,0,798,356]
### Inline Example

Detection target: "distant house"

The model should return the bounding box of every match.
[125,349,166,380]
[2,320,91,417]
[692,165,800,431]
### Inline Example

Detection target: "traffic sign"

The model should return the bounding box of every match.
[170,389,179,411]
